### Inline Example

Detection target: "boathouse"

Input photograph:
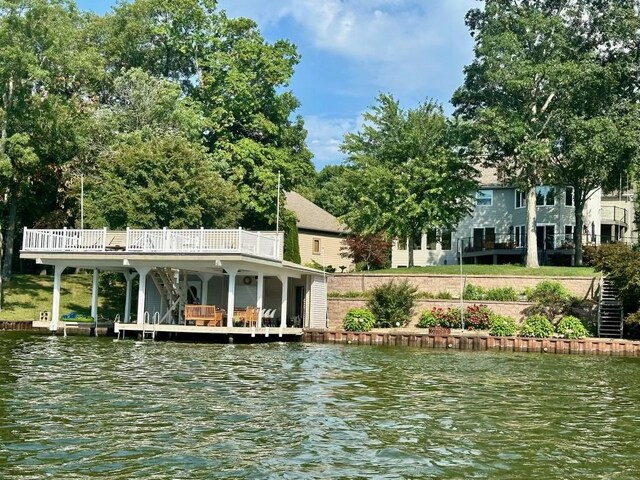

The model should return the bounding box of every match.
[20,227,329,338]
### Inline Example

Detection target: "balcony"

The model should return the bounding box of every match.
[21,228,284,261]
[600,206,628,226]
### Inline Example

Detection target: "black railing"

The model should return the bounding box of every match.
[458,233,524,253]
[600,206,628,225]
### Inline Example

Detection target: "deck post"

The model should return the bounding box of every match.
[197,273,213,305]
[279,274,288,329]
[257,272,264,328]
[50,263,67,331]
[91,268,99,321]
[135,267,151,326]
[226,267,238,327]
[123,271,138,323]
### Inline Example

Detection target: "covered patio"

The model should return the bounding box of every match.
[20,228,329,338]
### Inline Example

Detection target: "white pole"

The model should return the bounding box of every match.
[276,172,281,233]
[459,238,464,331]
[80,174,84,230]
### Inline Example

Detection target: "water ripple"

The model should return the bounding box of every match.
[1,334,640,478]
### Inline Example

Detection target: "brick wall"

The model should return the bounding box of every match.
[328,298,532,330]
[328,274,596,298]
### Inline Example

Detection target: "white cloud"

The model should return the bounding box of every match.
[303,114,364,168]
[220,0,479,96]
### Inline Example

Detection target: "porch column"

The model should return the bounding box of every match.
[91,268,99,321]
[123,271,138,323]
[198,273,213,305]
[256,273,264,328]
[180,269,188,324]
[226,267,238,327]
[50,264,67,331]
[135,267,151,326]
[279,274,288,329]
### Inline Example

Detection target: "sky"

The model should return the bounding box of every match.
[76,0,479,169]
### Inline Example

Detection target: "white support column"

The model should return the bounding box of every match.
[226,267,238,327]
[257,272,264,328]
[198,273,213,305]
[123,271,138,323]
[135,267,151,326]
[180,269,188,324]
[279,274,288,329]
[91,268,99,321]
[50,264,66,331]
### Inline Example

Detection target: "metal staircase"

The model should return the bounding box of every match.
[149,268,185,324]
[598,278,624,338]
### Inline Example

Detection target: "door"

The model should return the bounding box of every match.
[537,225,555,250]
[294,285,306,326]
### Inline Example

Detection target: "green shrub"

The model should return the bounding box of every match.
[328,291,371,298]
[343,308,376,331]
[416,291,435,299]
[556,315,589,339]
[520,314,554,338]
[417,310,439,328]
[423,307,462,328]
[624,312,640,340]
[463,284,486,300]
[485,287,519,302]
[368,280,417,328]
[489,315,519,337]
[464,304,493,330]
[526,280,570,304]
[435,291,454,299]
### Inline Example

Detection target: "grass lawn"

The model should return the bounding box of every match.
[0,274,125,321]
[367,265,597,277]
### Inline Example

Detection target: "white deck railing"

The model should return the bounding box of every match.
[22,227,284,261]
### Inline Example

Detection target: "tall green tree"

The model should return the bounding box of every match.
[340,94,478,268]
[0,0,102,281]
[453,0,640,267]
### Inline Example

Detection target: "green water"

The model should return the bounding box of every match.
[1,334,640,479]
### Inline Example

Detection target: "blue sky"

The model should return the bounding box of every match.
[77,0,479,169]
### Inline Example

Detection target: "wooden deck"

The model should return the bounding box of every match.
[114,322,303,337]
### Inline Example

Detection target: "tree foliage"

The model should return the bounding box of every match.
[453,0,640,266]
[340,94,478,268]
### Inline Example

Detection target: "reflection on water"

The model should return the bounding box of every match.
[1,333,640,479]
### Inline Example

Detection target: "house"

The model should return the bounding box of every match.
[392,169,635,267]
[285,191,353,272]
[20,227,329,336]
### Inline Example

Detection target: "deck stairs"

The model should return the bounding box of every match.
[598,278,624,338]
[149,268,185,324]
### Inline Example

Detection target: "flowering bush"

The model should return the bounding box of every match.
[464,304,492,330]
[520,314,554,338]
[489,315,519,337]
[556,315,589,339]
[343,308,376,332]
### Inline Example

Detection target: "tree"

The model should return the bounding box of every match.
[282,211,301,264]
[314,165,355,218]
[342,233,391,271]
[0,0,102,282]
[453,0,640,267]
[84,135,241,229]
[340,94,478,268]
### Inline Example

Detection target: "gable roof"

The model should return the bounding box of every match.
[284,191,348,234]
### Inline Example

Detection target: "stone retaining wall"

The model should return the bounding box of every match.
[303,329,640,357]
[329,274,597,298]
[328,298,532,330]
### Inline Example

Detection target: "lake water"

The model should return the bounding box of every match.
[1,333,640,479]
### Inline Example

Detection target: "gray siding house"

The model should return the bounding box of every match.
[392,169,634,267]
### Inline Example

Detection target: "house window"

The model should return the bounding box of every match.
[514,225,526,247]
[473,227,495,249]
[515,190,526,209]
[476,189,493,206]
[440,230,452,251]
[565,187,574,207]
[426,229,437,250]
[312,238,321,255]
[536,186,555,206]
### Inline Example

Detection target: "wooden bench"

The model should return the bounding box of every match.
[185,305,223,326]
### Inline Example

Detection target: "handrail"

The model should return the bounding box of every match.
[21,227,283,260]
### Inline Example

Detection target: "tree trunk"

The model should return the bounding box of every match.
[2,188,18,281]
[407,236,415,269]
[0,75,14,304]
[526,186,539,268]
[574,189,585,266]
